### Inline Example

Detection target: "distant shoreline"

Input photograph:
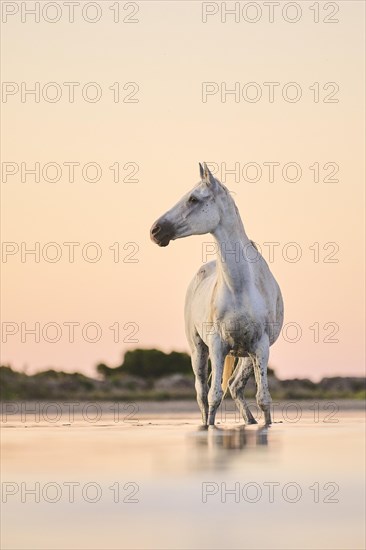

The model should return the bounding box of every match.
[1,362,365,401]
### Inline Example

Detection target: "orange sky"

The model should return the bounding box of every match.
[1,1,365,380]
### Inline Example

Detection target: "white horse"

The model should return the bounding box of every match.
[150,163,284,426]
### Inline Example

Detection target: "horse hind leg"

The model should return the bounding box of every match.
[252,335,272,425]
[229,357,257,425]
[190,335,209,425]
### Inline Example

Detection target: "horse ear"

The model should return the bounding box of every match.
[199,162,204,180]
[203,162,215,186]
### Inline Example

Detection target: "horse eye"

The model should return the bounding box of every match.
[189,196,198,204]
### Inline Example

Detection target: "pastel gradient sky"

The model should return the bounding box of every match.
[1,1,365,380]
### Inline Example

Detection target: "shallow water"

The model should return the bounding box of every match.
[1,401,365,549]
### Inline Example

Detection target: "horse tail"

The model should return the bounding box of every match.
[221,355,236,392]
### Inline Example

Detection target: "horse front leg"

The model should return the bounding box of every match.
[190,333,209,425]
[252,335,272,425]
[208,340,227,426]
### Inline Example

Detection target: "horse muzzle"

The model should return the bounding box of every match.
[150,220,175,247]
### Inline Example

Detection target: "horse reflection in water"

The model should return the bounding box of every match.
[188,425,269,471]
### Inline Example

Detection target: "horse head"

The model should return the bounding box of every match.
[150,163,223,247]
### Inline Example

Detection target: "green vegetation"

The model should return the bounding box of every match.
[1,348,365,401]
[97,348,192,379]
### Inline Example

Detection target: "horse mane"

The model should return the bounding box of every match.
[216,180,253,245]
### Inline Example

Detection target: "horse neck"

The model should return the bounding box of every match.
[212,197,252,293]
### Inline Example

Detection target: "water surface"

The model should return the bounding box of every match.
[1,400,365,549]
